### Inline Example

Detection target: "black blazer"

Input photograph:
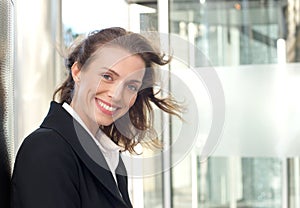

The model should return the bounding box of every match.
[11,102,133,208]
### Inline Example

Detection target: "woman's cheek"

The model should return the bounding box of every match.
[128,94,138,107]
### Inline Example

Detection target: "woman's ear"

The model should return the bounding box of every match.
[71,62,81,83]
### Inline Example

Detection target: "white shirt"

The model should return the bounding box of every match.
[62,103,121,183]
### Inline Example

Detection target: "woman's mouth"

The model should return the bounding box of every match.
[96,98,118,115]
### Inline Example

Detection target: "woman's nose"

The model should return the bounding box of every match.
[108,83,123,101]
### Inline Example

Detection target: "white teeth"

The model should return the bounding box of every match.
[97,100,117,112]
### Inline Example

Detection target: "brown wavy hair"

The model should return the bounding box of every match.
[53,27,182,153]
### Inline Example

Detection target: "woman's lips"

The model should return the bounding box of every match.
[95,98,119,115]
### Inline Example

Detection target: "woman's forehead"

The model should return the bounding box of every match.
[88,46,143,68]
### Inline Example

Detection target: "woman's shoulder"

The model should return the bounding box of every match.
[21,127,68,150]
[12,127,80,194]
[15,127,76,165]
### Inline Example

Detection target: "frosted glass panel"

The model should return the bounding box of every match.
[211,64,300,157]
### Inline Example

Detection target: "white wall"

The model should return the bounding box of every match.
[62,0,129,34]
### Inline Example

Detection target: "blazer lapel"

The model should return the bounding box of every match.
[116,158,132,207]
[40,102,129,207]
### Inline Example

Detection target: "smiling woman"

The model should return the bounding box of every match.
[69,47,146,133]
[11,27,182,208]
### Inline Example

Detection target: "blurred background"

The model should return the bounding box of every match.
[1,0,300,207]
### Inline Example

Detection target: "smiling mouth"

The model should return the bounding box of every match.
[96,99,118,112]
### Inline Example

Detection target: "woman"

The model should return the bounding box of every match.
[11,27,181,208]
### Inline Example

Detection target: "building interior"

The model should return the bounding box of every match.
[1,0,300,207]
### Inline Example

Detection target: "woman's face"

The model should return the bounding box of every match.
[70,46,145,134]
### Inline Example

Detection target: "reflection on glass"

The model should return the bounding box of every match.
[169,0,295,66]
[144,174,163,208]
[195,157,282,208]
[169,0,298,208]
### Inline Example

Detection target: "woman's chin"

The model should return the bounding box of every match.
[97,119,114,127]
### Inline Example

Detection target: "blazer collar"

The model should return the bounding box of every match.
[116,159,132,207]
[40,101,131,207]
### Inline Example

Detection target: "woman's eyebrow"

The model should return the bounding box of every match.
[102,67,120,77]
[128,80,142,84]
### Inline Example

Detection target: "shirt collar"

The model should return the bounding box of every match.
[62,102,121,152]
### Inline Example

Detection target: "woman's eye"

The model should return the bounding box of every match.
[101,74,112,81]
[127,84,138,92]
